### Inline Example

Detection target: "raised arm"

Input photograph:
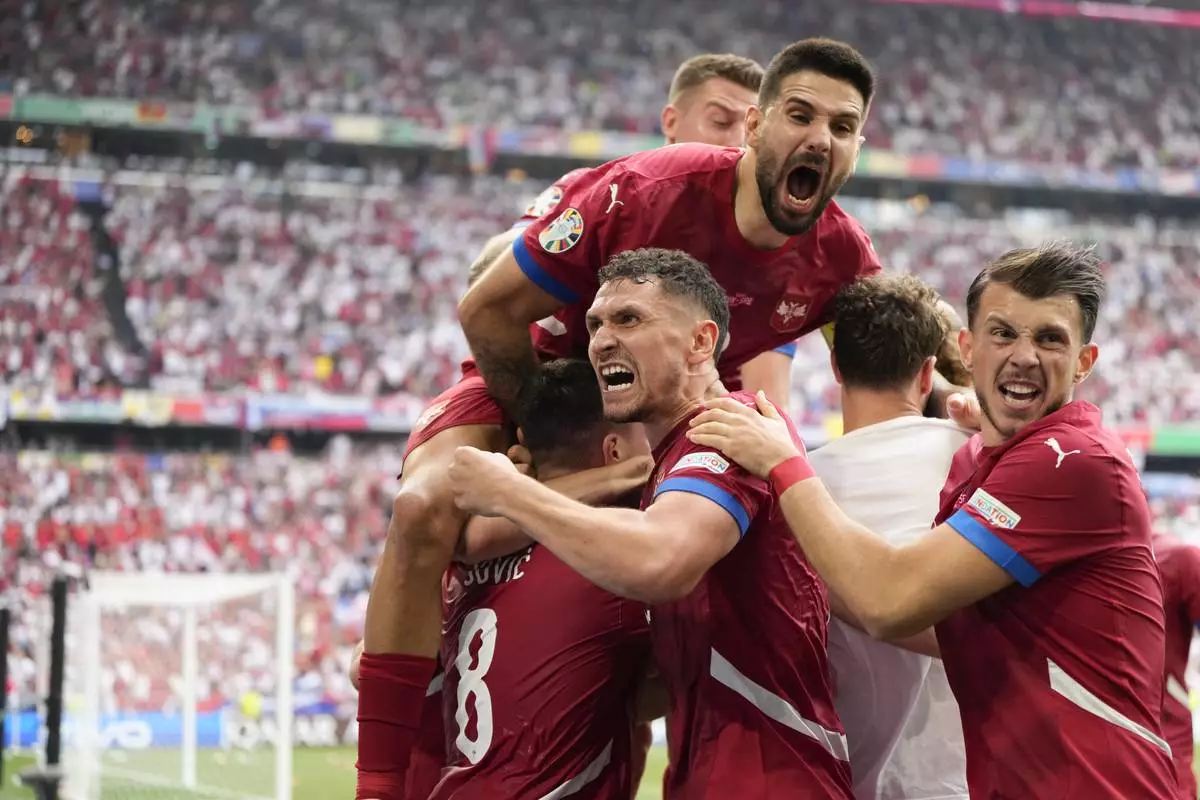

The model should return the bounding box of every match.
[457,252,563,417]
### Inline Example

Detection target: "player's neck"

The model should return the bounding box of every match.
[646,377,726,449]
[840,388,925,434]
[734,153,790,250]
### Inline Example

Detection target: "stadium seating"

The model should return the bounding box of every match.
[3,0,1200,169]
[4,441,1196,716]
[4,166,1198,427]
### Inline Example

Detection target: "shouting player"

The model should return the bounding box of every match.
[809,275,969,800]
[688,243,1177,798]
[1152,531,1200,798]
[450,248,854,798]
[355,39,878,799]
[353,52,763,799]
[433,358,655,799]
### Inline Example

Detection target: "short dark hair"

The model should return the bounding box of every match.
[597,248,730,357]
[759,38,875,111]
[833,274,948,390]
[518,359,606,462]
[669,53,764,103]
[965,243,1106,341]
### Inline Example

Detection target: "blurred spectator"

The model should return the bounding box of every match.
[2,0,1199,168]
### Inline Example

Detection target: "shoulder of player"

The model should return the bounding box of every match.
[813,201,877,272]
[1002,421,1130,485]
[616,142,741,188]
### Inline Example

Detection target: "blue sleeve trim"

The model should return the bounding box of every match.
[512,235,580,304]
[773,342,798,358]
[654,476,751,537]
[947,509,1041,588]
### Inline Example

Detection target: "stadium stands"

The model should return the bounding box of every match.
[3,166,1198,427]
[3,0,1200,168]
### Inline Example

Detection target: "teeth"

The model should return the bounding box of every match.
[600,365,628,376]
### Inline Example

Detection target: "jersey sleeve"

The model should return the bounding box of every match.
[512,163,645,305]
[843,217,883,278]
[651,444,768,538]
[944,429,1122,587]
[1176,545,1200,625]
[510,168,590,231]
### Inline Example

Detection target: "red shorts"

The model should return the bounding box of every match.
[402,362,510,463]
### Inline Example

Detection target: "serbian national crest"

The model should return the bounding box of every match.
[539,208,585,253]
[523,185,564,219]
[770,293,810,332]
[414,400,450,432]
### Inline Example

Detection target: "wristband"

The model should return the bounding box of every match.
[769,455,815,496]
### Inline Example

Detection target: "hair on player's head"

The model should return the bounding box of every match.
[597,248,730,357]
[966,242,1106,342]
[518,359,608,466]
[832,274,948,391]
[758,38,875,110]
[669,53,764,103]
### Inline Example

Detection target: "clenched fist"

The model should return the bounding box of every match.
[449,446,522,517]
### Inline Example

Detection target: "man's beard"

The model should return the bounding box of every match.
[755,150,839,237]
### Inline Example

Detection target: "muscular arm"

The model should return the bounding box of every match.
[486,472,740,605]
[828,591,940,658]
[457,456,653,564]
[457,252,562,417]
[777,479,1013,639]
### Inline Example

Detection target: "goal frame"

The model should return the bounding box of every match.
[67,571,294,800]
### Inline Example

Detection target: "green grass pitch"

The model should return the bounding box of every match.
[1,744,1192,799]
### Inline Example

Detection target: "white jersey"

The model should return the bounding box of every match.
[809,416,971,800]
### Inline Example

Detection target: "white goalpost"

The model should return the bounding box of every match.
[60,572,294,800]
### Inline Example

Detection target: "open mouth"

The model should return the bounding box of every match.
[998,380,1042,409]
[784,166,823,212]
[599,363,636,393]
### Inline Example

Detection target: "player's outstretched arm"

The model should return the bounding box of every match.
[458,250,563,417]
[687,393,1013,639]
[457,455,654,564]
[448,447,738,604]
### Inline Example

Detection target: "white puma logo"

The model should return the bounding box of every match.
[1044,437,1081,469]
[605,183,625,214]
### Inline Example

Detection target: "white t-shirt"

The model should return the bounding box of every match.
[809,416,971,800]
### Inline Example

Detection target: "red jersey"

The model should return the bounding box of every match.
[434,544,650,799]
[405,673,447,798]
[1152,531,1200,798]
[935,401,1176,798]
[643,391,853,799]
[512,168,592,229]
[513,144,881,388]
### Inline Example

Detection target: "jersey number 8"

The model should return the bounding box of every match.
[454,607,498,764]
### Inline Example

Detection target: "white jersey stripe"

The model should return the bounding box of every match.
[1047,659,1171,755]
[536,740,613,800]
[709,648,850,761]
[1167,674,1191,710]
[426,672,444,697]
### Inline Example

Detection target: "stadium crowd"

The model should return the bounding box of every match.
[3,167,1198,427]
[3,440,1197,717]
[3,0,1200,169]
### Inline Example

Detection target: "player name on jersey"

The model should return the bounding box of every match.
[459,548,533,588]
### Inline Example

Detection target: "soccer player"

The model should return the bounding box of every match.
[687,243,1177,798]
[810,275,969,800]
[1152,530,1200,798]
[355,39,878,799]
[449,248,854,798]
[431,358,654,799]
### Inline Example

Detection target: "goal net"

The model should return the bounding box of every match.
[57,571,294,800]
